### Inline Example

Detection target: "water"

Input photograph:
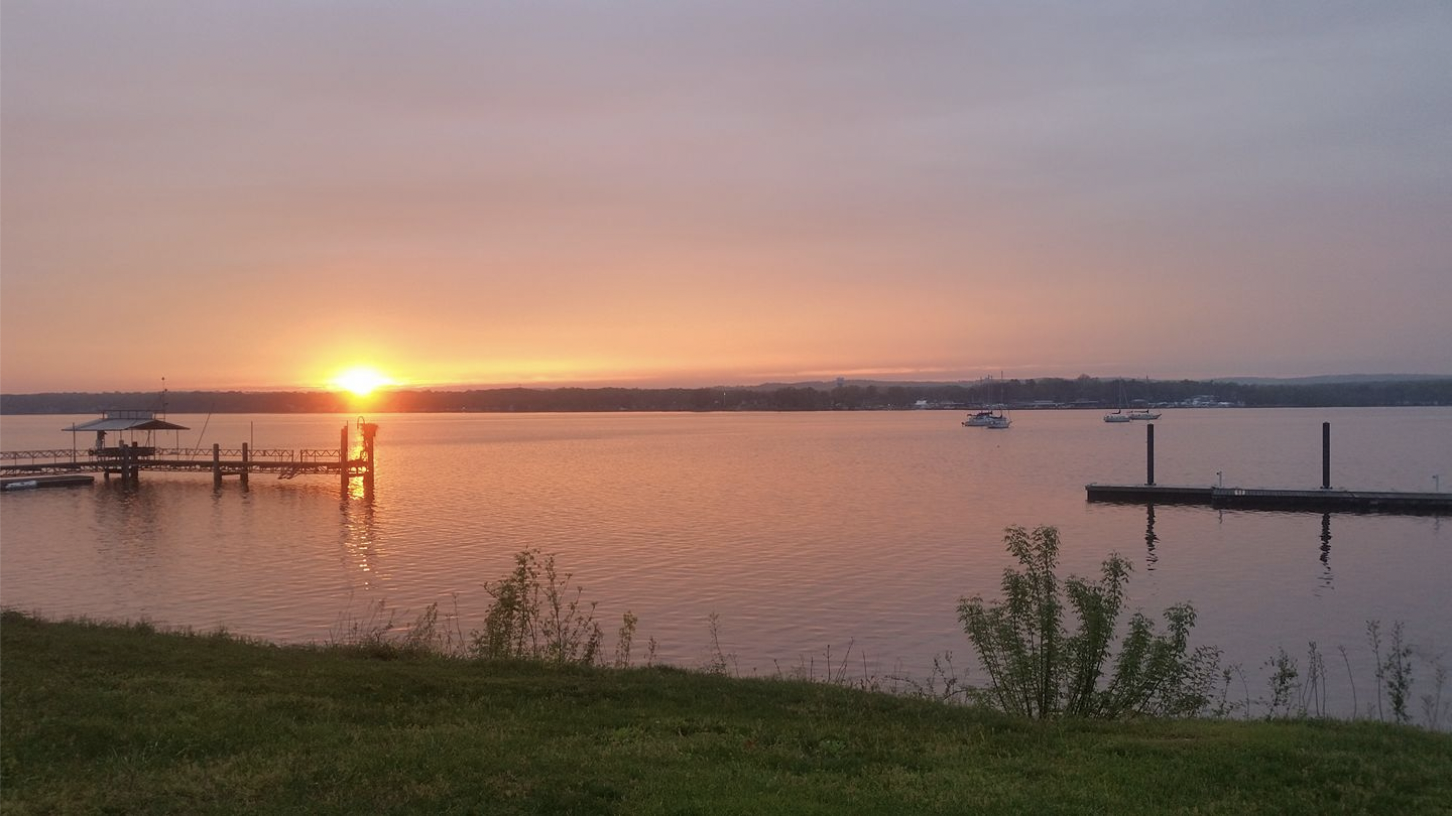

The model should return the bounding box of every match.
[3,408,1449,715]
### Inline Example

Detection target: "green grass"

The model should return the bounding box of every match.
[3,611,1450,815]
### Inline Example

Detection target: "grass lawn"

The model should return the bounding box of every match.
[3,610,1450,814]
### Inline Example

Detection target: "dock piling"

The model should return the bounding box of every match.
[1322,422,1331,490]
[1146,423,1155,486]
[360,422,378,495]
[212,443,222,488]
[241,443,250,489]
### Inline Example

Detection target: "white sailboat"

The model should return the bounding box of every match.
[978,374,1011,429]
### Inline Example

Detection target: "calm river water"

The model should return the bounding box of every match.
[3,408,1448,716]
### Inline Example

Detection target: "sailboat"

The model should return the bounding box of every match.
[1104,381,1131,423]
[972,373,1011,428]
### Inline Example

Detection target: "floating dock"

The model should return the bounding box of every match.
[1086,484,1452,514]
[1086,422,1450,515]
[1,474,97,491]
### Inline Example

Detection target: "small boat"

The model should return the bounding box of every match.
[1128,410,1162,420]
[966,373,1013,429]
[962,411,998,427]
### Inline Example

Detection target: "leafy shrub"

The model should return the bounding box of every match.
[958,525,1220,719]
[470,548,604,665]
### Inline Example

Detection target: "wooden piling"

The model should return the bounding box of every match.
[361,422,378,494]
[240,443,250,488]
[339,425,349,491]
[1322,422,1331,490]
[212,443,222,488]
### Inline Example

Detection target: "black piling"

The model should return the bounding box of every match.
[1146,423,1155,486]
[1322,422,1331,490]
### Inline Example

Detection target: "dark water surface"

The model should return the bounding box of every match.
[3,408,1448,714]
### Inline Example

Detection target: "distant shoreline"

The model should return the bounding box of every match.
[3,376,1450,415]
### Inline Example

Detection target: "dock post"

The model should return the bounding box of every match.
[212,443,222,488]
[340,424,349,491]
[360,422,378,495]
[1322,422,1331,490]
[240,443,250,489]
[1146,423,1155,486]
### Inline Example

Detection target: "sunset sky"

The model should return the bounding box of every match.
[3,1,1449,393]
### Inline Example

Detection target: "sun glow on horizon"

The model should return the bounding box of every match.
[330,366,396,397]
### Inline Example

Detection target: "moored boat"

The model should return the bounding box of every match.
[962,411,998,427]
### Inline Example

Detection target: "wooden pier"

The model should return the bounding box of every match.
[1086,422,1451,515]
[0,413,378,493]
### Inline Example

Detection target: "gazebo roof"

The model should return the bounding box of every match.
[63,410,189,432]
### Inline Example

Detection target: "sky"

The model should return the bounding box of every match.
[2,1,1449,393]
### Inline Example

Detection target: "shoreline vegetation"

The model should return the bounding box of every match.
[3,375,1451,415]
[5,535,1451,813]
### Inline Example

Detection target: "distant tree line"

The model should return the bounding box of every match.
[3,377,1449,415]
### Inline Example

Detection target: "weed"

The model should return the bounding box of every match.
[891,652,970,704]
[1299,641,1327,719]
[1338,644,1358,719]
[614,610,638,668]
[703,612,736,676]
[1422,654,1449,730]
[1368,620,1386,721]
[1263,647,1299,718]
[1384,621,1415,725]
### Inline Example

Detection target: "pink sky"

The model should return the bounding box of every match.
[3,2,1449,393]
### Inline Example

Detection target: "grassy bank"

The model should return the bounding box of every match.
[3,611,1450,815]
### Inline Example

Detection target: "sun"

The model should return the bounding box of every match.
[331,366,395,397]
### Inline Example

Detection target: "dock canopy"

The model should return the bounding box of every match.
[63,410,189,432]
